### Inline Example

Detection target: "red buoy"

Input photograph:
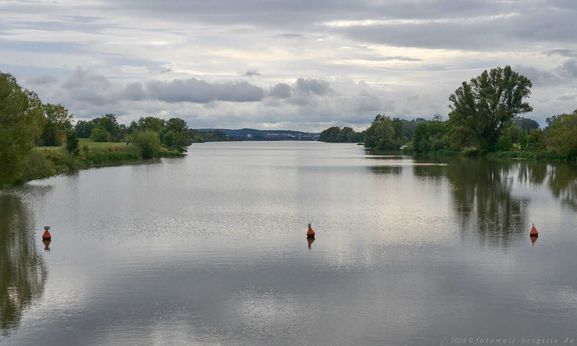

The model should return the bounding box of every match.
[307,223,315,238]
[529,223,539,237]
[42,226,52,240]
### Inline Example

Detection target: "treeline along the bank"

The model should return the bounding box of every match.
[0,71,222,187]
[319,66,577,162]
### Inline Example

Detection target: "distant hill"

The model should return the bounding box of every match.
[196,128,320,141]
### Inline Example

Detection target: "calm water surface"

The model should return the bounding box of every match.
[2,142,577,345]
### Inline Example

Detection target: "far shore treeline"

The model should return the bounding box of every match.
[320,66,577,162]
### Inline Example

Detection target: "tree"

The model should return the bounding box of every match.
[0,72,45,185]
[131,130,161,159]
[39,103,72,146]
[448,66,533,152]
[66,130,79,155]
[319,127,341,142]
[364,115,403,151]
[162,117,191,151]
[92,113,123,141]
[90,127,110,142]
[412,119,449,153]
[75,120,94,138]
[545,110,577,159]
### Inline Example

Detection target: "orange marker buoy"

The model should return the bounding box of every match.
[529,223,539,237]
[306,223,315,238]
[42,226,52,240]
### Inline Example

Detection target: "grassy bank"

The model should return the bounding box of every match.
[6,139,184,187]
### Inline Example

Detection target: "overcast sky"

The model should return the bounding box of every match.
[1,0,576,131]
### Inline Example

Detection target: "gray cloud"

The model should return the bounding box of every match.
[269,83,293,99]
[145,78,266,103]
[244,70,261,77]
[295,78,330,96]
[559,60,577,78]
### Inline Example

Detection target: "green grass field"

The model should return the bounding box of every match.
[78,138,127,149]
[35,139,127,152]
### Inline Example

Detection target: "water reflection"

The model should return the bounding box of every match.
[548,164,577,209]
[447,160,529,246]
[307,237,315,250]
[0,193,47,335]
[42,238,51,251]
[411,158,577,247]
[367,165,403,175]
[530,234,538,247]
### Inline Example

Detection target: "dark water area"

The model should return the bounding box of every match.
[1,142,577,345]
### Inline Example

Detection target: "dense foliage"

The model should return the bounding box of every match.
[0,73,45,186]
[38,103,73,146]
[448,66,533,152]
[131,130,161,159]
[319,126,363,143]
[363,115,405,151]
[545,110,577,159]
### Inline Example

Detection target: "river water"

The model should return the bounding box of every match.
[1,141,577,345]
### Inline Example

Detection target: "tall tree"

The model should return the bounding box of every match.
[449,66,533,152]
[39,103,72,146]
[364,115,403,151]
[0,72,45,185]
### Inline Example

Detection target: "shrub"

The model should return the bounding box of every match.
[131,130,161,159]
[20,151,55,182]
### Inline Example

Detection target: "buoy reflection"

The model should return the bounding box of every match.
[530,235,538,247]
[42,238,51,251]
[307,237,315,250]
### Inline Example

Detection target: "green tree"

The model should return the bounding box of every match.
[39,103,72,146]
[135,116,165,133]
[93,113,123,141]
[526,129,546,152]
[0,72,45,186]
[319,127,341,142]
[412,119,449,153]
[131,130,161,159]
[66,130,79,155]
[545,110,577,159]
[74,120,94,138]
[364,115,403,151]
[90,127,110,142]
[448,66,533,152]
[162,117,191,151]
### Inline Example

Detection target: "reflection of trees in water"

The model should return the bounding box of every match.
[0,193,47,335]
[516,162,548,186]
[515,162,577,209]
[548,164,577,209]
[446,160,529,247]
[410,159,577,246]
[412,162,448,185]
[367,165,403,175]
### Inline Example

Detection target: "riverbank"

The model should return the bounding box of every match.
[1,139,184,189]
